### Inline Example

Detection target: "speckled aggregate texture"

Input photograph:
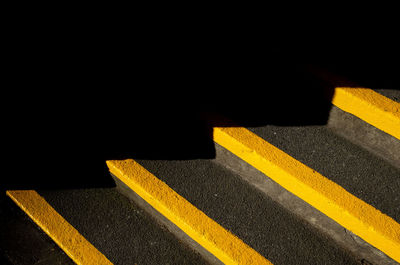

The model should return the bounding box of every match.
[135,159,360,265]
[332,87,400,139]
[0,192,74,265]
[6,190,112,265]
[214,126,400,263]
[107,159,272,265]
[37,188,209,265]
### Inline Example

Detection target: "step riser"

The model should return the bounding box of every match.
[214,143,398,265]
[111,174,223,265]
[328,105,400,169]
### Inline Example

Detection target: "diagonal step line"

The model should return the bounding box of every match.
[107,159,273,265]
[305,66,400,140]
[213,126,400,262]
[333,87,400,140]
[6,190,113,265]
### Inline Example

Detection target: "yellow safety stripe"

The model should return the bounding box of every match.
[6,190,113,265]
[107,159,272,265]
[213,126,400,262]
[332,87,400,139]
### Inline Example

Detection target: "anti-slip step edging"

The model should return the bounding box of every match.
[0,192,75,264]
[6,190,112,265]
[111,172,224,265]
[213,126,400,263]
[331,87,400,140]
[214,143,399,265]
[7,187,213,265]
[327,105,400,169]
[109,158,364,265]
[107,159,272,265]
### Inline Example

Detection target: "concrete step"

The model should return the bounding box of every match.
[6,188,210,265]
[246,114,400,224]
[0,191,74,265]
[108,158,360,264]
[3,65,400,264]
[208,79,400,263]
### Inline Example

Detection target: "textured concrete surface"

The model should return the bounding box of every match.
[108,159,272,265]
[328,105,400,169]
[213,125,400,262]
[112,174,223,265]
[37,188,208,265]
[0,192,74,265]
[331,87,400,140]
[7,190,112,265]
[214,144,399,265]
[136,159,359,265]
[248,123,400,224]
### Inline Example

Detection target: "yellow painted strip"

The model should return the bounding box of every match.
[332,87,400,139]
[6,190,113,265]
[213,127,400,262]
[107,159,272,265]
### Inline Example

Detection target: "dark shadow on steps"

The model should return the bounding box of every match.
[2,39,398,190]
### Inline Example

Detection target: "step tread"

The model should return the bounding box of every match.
[247,124,400,223]
[0,192,74,265]
[213,125,400,263]
[33,188,209,265]
[133,158,359,265]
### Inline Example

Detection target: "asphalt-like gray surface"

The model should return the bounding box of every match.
[136,159,359,265]
[37,188,208,265]
[248,123,400,223]
[0,192,74,265]
[327,105,400,169]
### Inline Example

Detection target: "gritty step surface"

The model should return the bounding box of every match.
[112,174,223,265]
[248,122,400,224]
[37,188,208,265]
[214,144,399,265]
[327,105,400,169]
[136,158,359,265]
[0,192,74,265]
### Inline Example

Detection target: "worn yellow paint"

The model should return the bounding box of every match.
[213,126,400,262]
[6,190,112,265]
[107,159,272,265]
[332,87,400,140]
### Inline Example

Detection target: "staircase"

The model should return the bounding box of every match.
[2,65,399,265]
